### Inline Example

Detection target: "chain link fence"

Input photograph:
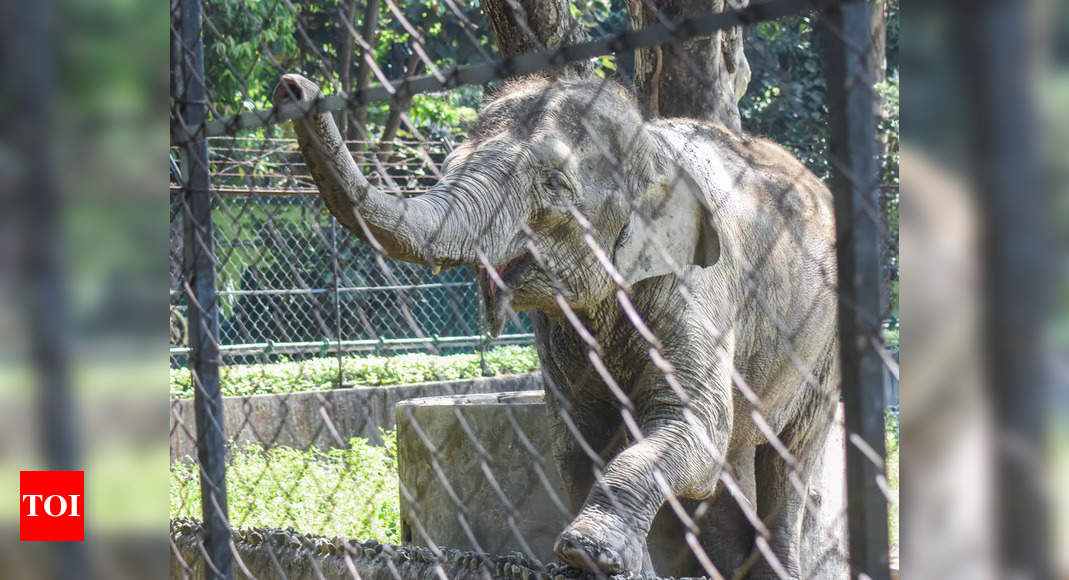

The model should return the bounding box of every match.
[169,0,897,578]
[169,136,533,369]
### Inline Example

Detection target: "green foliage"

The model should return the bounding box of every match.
[741,5,900,185]
[742,5,900,335]
[572,0,613,28]
[741,14,830,179]
[201,0,300,118]
[170,432,400,542]
[885,408,900,554]
[407,94,479,137]
[170,345,540,398]
[878,75,900,328]
[877,76,900,185]
[199,0,495,138]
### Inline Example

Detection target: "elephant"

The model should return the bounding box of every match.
[273,73,840,578]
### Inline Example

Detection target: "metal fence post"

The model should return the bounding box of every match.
[476,277,489,376]
[14,0,90,575]
[822,1,891,578]
[331,217,345,386]
[179,0,232,576]
[959,2,1051,576]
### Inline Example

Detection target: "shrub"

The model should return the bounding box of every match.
[170,432,401,543]
[170,345,540,398]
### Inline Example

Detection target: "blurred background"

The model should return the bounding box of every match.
[901,0,1069,578]
[0,0,1064,577]
[0,0,169,576]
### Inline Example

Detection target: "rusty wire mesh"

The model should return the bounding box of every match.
[169,0,897,578]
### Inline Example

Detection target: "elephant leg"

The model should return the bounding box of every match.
[544,392,624,515]
[554,416,731,575]
[697,448,758,576]
[648,447,756,577]
[540,347,627,518]
[543,385,647,572]
[750,399,836,579]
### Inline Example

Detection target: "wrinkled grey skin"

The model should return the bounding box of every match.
[274,74,839,578]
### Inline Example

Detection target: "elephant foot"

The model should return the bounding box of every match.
[554,512,650,575]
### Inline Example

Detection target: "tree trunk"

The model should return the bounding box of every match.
[481,0,592,78]
[353,0,381,145]
[870,0,887,85]
[628,0,750,129]
[870,1,893,320]
[336,0,356,137]
[378,50,425,160]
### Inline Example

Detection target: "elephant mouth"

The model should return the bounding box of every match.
[479,252,534,337]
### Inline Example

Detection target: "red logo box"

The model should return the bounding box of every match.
[20,471,84,541]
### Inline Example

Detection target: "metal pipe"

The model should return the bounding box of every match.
[179,0,231,575]
[822,1,890,578]
[168,333,537,356]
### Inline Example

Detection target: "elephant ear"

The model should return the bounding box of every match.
[612,132,719,286]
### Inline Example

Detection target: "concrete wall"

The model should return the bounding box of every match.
[397,391,569,562]
[170,373,541,462]
[397,391,849,578]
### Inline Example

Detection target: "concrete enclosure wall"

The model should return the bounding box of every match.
[397,391,570,562]
[170,373,541,462]
[397,391,848,578]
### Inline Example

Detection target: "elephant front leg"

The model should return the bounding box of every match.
[555,419,730,575]
[547,398,625,516]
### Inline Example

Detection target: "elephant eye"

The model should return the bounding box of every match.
[543,169,568,193]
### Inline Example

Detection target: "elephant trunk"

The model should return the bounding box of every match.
[274,74,479,268]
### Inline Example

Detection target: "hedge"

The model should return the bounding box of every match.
[170,345,539,399]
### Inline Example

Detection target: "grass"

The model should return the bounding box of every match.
[170,345,540,398]
[170,432,401,543]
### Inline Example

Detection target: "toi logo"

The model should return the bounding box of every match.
[20,471,84,541]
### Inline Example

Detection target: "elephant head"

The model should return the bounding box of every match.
[274,75,717,336]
